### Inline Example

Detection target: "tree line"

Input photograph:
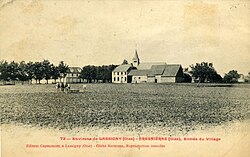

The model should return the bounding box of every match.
[187,62,248,83]
[0,59,248,84]
[0,60,118,84]
[0,60,69,84]
[80,65,117,83]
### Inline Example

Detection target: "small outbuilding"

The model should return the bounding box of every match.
[128,69,150,83]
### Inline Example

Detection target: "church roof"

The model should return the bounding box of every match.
[113,64,133,72]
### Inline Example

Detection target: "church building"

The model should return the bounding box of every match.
[112,51,184,83]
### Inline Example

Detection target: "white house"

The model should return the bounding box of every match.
[112,64,135,83]
[65,67,83,83]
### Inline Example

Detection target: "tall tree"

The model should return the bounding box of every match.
[81,65,117,83]
[223,70,240,83]
[0,60,9,82]
[190,62,221,83]
[96,66,103,82]
[7,61,19,81]
[32,62,44,84]
[26,61,34,83]
[42,60,52,84]
[80,65,97,83]
[99,66,110,83]
[17,61,29,84]
[58,61,69,83]
[51,65,60,83]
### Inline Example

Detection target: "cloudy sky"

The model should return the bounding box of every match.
[0,0,249,75]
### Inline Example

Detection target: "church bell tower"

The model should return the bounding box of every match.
[132,50,140,67]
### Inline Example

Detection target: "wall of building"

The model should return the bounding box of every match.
[155,75,161,83]
[65,77,83,83]
[176,68,184,83]
[147,77,155,83]
[160,77,176,83]
[132,76,147,83]
[147,75,165,83]
[65,72,83,83]
[176,76,183,83]
[136,76,182,83]
[112,71,128,83]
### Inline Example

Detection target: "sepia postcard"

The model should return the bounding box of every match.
[0,0,250,157]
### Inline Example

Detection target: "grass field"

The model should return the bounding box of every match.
[1,83,250,134]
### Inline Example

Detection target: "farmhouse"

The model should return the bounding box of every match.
[65,67,83,83]
[112,64,135,83]
[112,51,184,83]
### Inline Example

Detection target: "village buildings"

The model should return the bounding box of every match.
[112,51,184,83]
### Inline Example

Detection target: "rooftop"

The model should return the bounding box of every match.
[113,64,133,72]
[128,69,151,76]
[148,64,166,76]
[68,67,82,73]
[137,62,166,70]
[162,64,182,77]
